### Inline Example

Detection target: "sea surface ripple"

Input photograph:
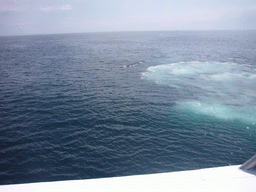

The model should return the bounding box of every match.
[0,31,256,184]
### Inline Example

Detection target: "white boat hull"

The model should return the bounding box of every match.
[1,165,256,192]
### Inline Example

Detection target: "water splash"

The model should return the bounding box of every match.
[142,62,256,124]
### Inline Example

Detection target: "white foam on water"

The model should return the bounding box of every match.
[142,62,256,124]
[176,101,256,123]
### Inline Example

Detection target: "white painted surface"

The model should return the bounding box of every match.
[1,165,256,192]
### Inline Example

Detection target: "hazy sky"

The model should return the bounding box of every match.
[1,0,256,36]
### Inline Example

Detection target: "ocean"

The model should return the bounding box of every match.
[0,30,256,185]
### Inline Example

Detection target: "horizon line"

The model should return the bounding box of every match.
[1,29,256,37]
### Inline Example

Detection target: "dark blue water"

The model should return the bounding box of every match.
[1,31,256,185]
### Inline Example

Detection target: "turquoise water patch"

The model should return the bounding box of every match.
[176,101,256,124]
[142,62,256,124]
